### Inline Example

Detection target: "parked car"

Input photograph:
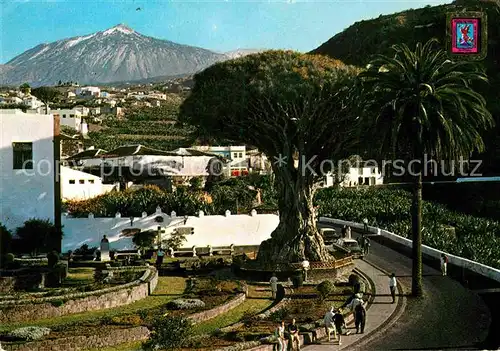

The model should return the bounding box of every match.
[320,227,340,244]
[337,238,364,258]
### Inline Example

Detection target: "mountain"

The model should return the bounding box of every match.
[0,24,228,87]
[311,0,500,173]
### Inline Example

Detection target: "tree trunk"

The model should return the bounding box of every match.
[257,165,330,266]
[411,162,423,297]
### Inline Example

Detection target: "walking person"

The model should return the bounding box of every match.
[363,236,371,255]
[333,309,346,344]
[156,247,165,269]
[323,307,337,342]
[389,273,397,303]
[440,253,448,276]
[346,293,366,334]
[346,226,352,239]
[270,273,279,300]
[287,319,300,350]
[363,218,369,233]
[275,320,286,351]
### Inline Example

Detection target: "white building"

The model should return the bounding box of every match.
[61,166,111,200]
[76,86,101,97]
[22,95,43,109]
[0,96,23,105]
[0,109,55,230]
[50,109,83,131]
[192,145,248,176]
[323,165,384,187]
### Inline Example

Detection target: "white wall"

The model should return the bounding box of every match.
[61,211,279,252]
[319,216,500,283]
[51,109,82,131]
[61,166,108,200]
[0,110,55,230]
[342,167,384,187]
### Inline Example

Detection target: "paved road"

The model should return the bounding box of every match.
[317,222,491,351]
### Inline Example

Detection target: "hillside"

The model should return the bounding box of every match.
[311,0,500,173]
[0,24,227,87]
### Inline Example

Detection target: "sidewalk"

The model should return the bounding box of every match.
[304,259,403,350]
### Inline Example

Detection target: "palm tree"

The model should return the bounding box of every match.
[359,39,494,297]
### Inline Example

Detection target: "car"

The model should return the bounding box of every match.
[336,238,364,258]
[320,227,340,244]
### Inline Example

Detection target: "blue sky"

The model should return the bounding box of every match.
[1,0,451,64]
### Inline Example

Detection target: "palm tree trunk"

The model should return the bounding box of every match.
[411,162,423,297]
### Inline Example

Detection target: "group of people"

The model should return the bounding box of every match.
[274,319,301,351]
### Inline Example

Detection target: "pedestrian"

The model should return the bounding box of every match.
[287,318,300,350]
[341,225,347,238]
[364,236,371,255]
[270,273,279,300]
[389,273,397,303]
[440,253,448,276]
[275,320,286,351]
[363,218,369,233]
[346,293,366,334]
[156,247,165,268]
[333,308,346,344]
[346,226,352,239]
[323,307,337,342]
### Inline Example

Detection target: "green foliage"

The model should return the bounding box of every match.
[189,176,204,190]
[31,86,60,104]
[269,307,290,322]
[0,222,12,255]
[19,82,31,94]
[132,230,157,252]
[15,218,63,255]
[210,178,257,214]
[143,315,193,350]
[164,231,187,251]
[316,280,335,300]
[316,187,500,269]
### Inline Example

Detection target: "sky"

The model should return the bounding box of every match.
[1,0,452,64]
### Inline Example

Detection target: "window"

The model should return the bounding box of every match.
[12,142,33,169]
[70,114,75,118]
[88,179,95,184]
[238,153,243,158]
[63,114,66,118]
[69,179,75,184]
[79,179,85,184]
[371,168,376,174]
[233,153,238,158]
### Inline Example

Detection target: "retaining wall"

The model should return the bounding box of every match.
[320,216,500,283]
[3,326,149,351]
[188,287,247,324]
[0,267,158,324]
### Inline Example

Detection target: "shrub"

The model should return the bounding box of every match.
[269,307,289,322]
[316,280,335,300]
[0,223,12,255]
[167,298,205,310]
[110,314,143,326]
[133,230,157,253]
[292,273,303,288]
[9,326,51,341]
[240,310,257,327]
[50,300,65,307]
[5,253,15,265]
[47,250,59,268]
[142,315,193,350]
[15,219,62,255]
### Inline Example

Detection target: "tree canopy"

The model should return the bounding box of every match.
[180,50,361,178]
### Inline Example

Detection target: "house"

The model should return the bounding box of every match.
[67,92,76,98]
[65,147,107,168]
[247,148,271,174]
[50,109,83,131]
[0,109,56,230]
[76,86,101,97]
[60,166,112,200]
[22,95,43,109]
[1,96,23,105]
[192,145,248,176]
[323,163,384,187]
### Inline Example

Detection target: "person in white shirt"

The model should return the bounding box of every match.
[275,320,286,351]
[323,307,337,342]
[440,253,448,276]
[346,294,366,333]
[269,273,279,299]
[389,273,397,303]
[363,218,369,233]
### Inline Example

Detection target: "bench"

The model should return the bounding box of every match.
[207,244,234,256]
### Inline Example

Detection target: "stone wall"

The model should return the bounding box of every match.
[189,291,246,324]
[0,277,15,293]
[0,267,158,324]
[320,216,500,283]
[3,326,149,351]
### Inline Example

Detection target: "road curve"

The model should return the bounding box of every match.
[318,222,491,350]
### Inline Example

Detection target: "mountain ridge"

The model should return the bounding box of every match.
[1,24,231,86]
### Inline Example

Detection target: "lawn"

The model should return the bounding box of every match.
[0,276,186,332]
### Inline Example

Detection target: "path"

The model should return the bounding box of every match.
[312,222,490,350]
[304,258,401,350]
